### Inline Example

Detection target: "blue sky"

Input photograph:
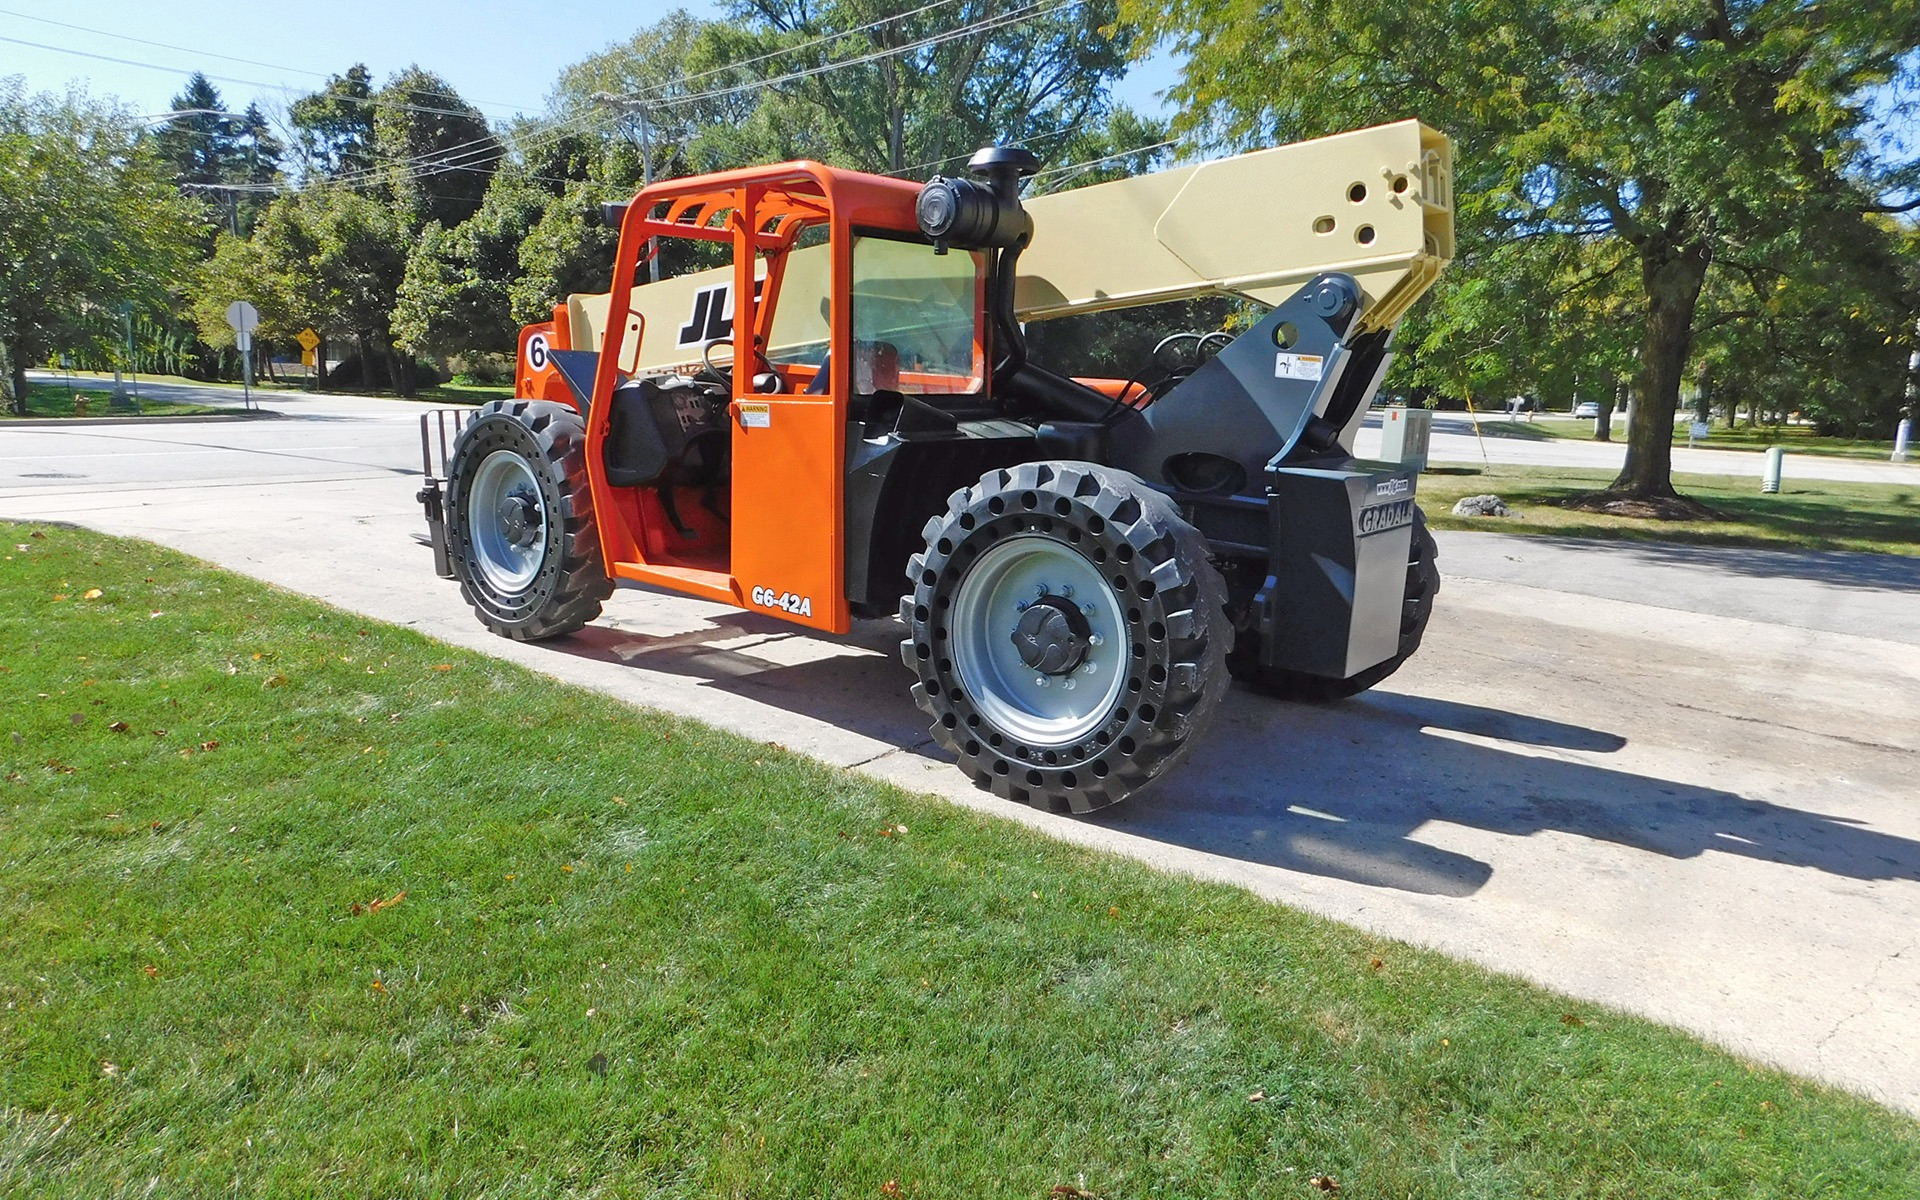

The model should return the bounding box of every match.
[0,0,1181,125]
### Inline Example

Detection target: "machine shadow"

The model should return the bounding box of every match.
[554,615,1920,900]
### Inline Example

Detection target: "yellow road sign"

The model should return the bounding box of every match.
[295,327,321,352]
[300,349,316,367]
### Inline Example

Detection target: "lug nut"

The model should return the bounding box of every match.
[1060,585,1074,598]
[1035,676,1050,688]
[1082,661,1098,674]
[1088,633,1103,647]
[1035,584,1049,599]
[1062,679,1077,690]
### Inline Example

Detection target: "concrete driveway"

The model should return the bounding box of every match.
[5,391,1917,1116]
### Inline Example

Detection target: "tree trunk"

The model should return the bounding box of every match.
[1,341,23,416]
[1611,240,1711,497]
[1594,383,1616,442]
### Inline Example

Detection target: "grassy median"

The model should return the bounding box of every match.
[1420,465,1920,555]
[4,384,226,420]
[2,522,1916,1198]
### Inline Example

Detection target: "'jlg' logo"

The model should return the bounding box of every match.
[677,285,733,346]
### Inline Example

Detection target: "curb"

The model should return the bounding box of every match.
[1,410,283,428]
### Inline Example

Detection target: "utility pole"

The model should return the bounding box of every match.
[593,92,661,283]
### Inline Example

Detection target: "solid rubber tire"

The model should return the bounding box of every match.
[446,400,613,641]
[901,461,1232,814]
[1231,506,1439,701]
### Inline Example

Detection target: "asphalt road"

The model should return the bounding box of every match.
[6,384,1918,1115]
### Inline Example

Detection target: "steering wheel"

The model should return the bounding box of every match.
[701,338,786,393]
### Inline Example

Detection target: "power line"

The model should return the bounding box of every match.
[329,0,1069,194]
[0,33,522,123]
[0,6,540,114]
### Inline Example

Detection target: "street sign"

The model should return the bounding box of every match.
[225,301,260,411]
[300,349,316,367]
[295,327,320,352]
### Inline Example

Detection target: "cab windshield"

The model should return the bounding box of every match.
[849,234,985,394]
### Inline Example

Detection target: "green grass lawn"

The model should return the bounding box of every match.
[1471,416,1906,462]
[5,384,226,420]
[3,523,1916,1197]
[1420,465,1920,555]
[416,380,514,405]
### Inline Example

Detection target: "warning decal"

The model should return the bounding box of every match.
[737,402,771,429]
[1274,351,1326,381]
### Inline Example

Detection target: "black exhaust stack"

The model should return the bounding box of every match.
[917,146,1040,385]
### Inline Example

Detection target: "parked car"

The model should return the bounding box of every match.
[1572,401,1600,419]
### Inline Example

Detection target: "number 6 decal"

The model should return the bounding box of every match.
[525,333,550,372]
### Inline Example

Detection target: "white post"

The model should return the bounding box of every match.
[1762,446,1785,494]
[1895,418,1911,463]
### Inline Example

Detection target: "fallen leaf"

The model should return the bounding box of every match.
[142,965,158,978]
[1369,957,1384,971]
[1248,1089,1266,1103]
[151,729,167,737]
[880,1182,903,1199]
[149,611,163,618]
[561,864,575,873]
[430,664,453,672]
[83,588,103,600]
[69,712,84,725]
[30,531,43,539]
[1309,1174,1340,1193]
[101,1061,119,1078]
[369,979,386,994]
[358,890,407,914]
[1561,1013,1585,1027]
[200,740,220,751]
[1107,905,1119,918]
[610,796,627,806]
[51,594,67,602]
[14,544,29,552]
[107,721,129,733]
[1050,1187,1097,1200]
[587,1051,609,1077]
[262,674,287,688]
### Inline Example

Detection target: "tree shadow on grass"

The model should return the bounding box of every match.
[553,613,1920,898]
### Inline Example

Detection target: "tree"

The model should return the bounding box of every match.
[0,80,204,413]
[289,65,377,178]
[392,169,549,355]
[1128,0,1920,502]
[151,75,283,240]
[716,0,1139,174]
[372,67,502,229]
[150,73,236,186]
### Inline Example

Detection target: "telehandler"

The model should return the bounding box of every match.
[417,119,1454,812]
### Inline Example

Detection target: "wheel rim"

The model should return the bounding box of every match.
[467,448,547,594]
[950,534,1130,747]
